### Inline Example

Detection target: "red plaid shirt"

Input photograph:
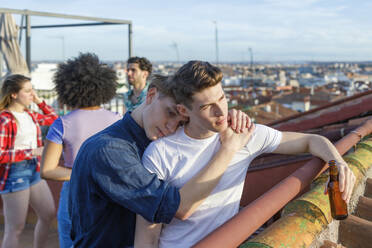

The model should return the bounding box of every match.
[0,101,58,191]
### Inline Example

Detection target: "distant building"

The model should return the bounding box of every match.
[223,76,241,86]
[288,79,299,87]
[278,70,286,86]
[273,87,344,112]
[116,68,128,93]
[31,63,57,90]
[324,72,350,83]
[298,66,314,74]
[245,101,298,124]
[273,93,311,112]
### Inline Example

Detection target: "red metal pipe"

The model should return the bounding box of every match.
[268,90,372,128]
[193,119,372,248]
[271,92,372,132]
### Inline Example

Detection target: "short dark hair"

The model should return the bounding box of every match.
[170,61,223,109]
[54,53,118,108]
[127,57,152,75]
[148,74,174,99]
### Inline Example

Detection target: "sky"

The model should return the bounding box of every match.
[2,0,372,62]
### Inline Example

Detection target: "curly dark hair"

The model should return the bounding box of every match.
[54,53,118,108]
[127,56,152,75]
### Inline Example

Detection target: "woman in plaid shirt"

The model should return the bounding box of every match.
[0,74,58,248]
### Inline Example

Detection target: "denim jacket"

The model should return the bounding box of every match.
[68,112,180,247]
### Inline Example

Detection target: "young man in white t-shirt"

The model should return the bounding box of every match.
[135,61,356,248]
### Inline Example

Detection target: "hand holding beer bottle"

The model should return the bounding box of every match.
[327,160,348,220]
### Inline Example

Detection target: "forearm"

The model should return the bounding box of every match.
[36,101,58,125]
[40,140,67,180]
[275,132,343,162]
[176,146,236,220]
[134,214,161,248]
[275,132,356,202]
[307,135,343,162]
[41,166,71,181]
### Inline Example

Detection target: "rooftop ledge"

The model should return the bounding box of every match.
[194,119,372,248]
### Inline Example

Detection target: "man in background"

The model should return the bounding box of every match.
[124,56,152,112]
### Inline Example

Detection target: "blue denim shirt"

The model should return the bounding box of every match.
[68,112,180,247]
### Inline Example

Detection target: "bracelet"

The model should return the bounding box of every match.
[350,130,363,141]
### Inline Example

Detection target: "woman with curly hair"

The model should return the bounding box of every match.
[40,53,121,248]
[0,74,58,248]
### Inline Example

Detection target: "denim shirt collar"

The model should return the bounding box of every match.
[120,112,151,154]
[124,83,149,112]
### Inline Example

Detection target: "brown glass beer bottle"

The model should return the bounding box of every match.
[328,160,348,220]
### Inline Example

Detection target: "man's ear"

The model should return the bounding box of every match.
[176,104,189,118]
[145,87,157,105]
[143,71,149,80]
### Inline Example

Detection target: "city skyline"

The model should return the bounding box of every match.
[2,0,372,62]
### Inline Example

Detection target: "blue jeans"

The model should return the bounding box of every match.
[58,181,73,248]
[0,158,40,194]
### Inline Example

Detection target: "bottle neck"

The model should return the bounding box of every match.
[329,165,339,181]
[330,174,338,181]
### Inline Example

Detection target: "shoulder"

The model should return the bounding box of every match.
[86,132,138,158]
[83,134,144,174]
[144,129,183,156]
[144,138,165,158]
[142,138,170,179]
[146,128,182,153]
[247,124,282,153]
[76,133,138,168]
[100,109,122,120]
[0,111,13,125]
[46,118,64,142]
[143,129,183,166]
[253,124,281,137]
[61,109,78,118]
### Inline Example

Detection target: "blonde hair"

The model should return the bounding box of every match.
[0,74,31,111]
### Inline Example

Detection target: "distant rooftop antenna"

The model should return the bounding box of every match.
[170,42,180,63]
[248,47,253,70]
[213,21,219,64]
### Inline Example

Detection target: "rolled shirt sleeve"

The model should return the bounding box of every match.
[91,138,180,224]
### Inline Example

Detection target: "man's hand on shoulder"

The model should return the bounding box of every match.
[220,121,255,153]
[227,109,253,133]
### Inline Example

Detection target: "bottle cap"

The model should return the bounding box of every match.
[328,160,336,166]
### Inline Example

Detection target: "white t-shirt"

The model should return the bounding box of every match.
[11,111,37,149]
[142,124,282,248]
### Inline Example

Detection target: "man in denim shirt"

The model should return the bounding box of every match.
[68,75,254,247]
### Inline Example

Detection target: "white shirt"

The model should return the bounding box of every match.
[11,111,37,149]
[143,124,282,248]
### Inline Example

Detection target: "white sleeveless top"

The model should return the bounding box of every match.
[11,111,37,149]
